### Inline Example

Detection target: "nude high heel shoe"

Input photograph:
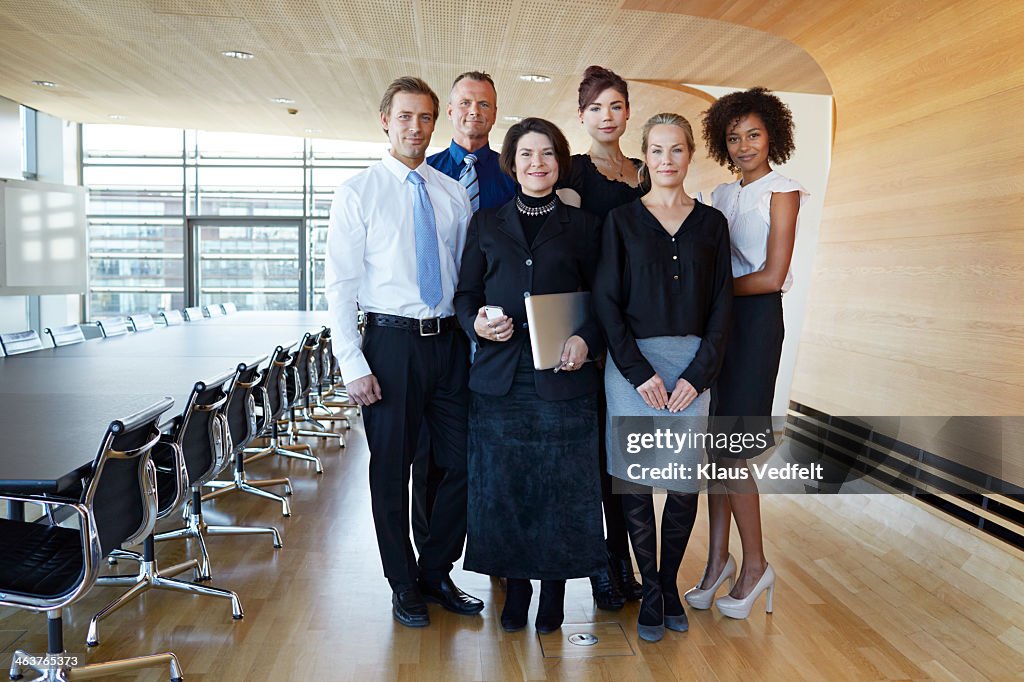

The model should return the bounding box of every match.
[683,555,736,610]
[715,564,775,619]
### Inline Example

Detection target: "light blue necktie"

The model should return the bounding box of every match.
[407,171,443,309]
[460,153,479,212]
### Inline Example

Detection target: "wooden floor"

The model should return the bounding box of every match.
[2,411,1023,681]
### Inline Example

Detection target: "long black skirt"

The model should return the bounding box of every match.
[464,349,605,580]
[711,291,785,460]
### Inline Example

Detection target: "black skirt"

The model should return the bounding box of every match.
[464,348,605,580]
[711,291,785,459]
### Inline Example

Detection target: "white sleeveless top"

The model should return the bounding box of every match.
[710,170,808,293]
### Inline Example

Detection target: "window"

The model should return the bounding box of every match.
[82,125,386,317]
[20,106,37,179]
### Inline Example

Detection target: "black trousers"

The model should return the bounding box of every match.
[361,325,470,587]
[410,426,443,554]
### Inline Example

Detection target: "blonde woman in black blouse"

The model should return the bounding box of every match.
[594,113,732,642]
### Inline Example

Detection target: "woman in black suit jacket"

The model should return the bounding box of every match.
[455,118,605,635]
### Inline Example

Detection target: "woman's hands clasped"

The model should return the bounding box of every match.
[636,375,698,412]
[474,307,514,342]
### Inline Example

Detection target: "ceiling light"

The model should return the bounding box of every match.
[108,114,127,120]
[270,97,295,104]
[519,74,551,83]
[304,128,321,134]
[502,116,523,123]
[221,50,254,60]
[31,80,57,88]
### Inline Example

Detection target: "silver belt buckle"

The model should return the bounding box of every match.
[419,317,441,336]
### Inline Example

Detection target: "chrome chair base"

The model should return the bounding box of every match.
[286,410,345,447]
[89,557,243,646]
[244,439,323,474]
[9,648,183,681]
[155,508,283,581]
[312,397,353,429]
[202,470,293,517]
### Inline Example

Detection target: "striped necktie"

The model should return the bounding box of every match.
[460,153,479,212]
[407,171,443,309]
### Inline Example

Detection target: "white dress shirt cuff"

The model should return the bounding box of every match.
[337,352,372,385]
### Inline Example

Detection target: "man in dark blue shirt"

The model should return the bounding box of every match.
[427,71,516,211]
[414,72,516,555]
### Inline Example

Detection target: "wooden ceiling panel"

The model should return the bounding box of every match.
[320,0,419,60]
[0,0,829,141]
[1,0,108,36]
[148,13,267,52]
[144,0,238,17]
[418,0,518,69]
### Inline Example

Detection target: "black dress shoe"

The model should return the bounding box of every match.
[392,586,429,628]
[611,554,643,601]
[590,566,625,611]
[500,578,532,632]
[419,576,484,615]
[535,580,565,634]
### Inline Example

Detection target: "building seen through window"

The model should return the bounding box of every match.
[82,125,388,316]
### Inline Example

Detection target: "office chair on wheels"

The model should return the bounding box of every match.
[87,374,245,647]
[200,357,293,516]
[244,345,324,474]
[1,398,185,681]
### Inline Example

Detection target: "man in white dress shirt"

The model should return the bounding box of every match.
[325,76,482,628]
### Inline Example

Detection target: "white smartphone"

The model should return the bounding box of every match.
[484,306,504,321]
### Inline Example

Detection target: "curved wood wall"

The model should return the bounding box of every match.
[631,0,1024,417]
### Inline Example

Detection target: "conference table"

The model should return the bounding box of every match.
[0,311,332,499]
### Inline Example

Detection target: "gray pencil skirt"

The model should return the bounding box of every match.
[605,335,709,493]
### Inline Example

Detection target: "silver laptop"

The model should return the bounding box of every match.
[523,292,591,370]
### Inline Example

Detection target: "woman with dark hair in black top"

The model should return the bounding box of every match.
[594,113,732,642]
[455,118,605,635]
[560,65,650,611]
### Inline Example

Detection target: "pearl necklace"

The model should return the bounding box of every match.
[516,195,557,216]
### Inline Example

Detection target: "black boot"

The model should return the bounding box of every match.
[610,553,644,602]
[535,580,565,634]
[659,492,697,632]
[500,579,532,632]
[589,562,625,611]
[622,492,665,642]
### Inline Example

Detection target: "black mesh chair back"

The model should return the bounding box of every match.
[317,327,335,391]
[159,309,184,326]
[183,306,205,321]
[86,398,171,559]
[128,313,156,332]
[177,374,232,486]
[285,332,319,404]
[96,317,130,338]
[0,330,44,355]
[44,324,86,347]
[257,346,291,427]
[224,358,264,454]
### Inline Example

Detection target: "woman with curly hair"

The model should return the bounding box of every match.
[684,87,808,619]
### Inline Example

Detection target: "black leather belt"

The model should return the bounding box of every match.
[365,312,460,336]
